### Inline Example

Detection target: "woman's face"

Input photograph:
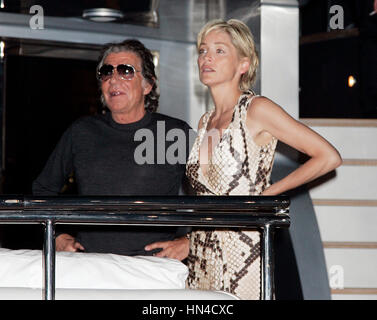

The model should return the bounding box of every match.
[197,29,247,89]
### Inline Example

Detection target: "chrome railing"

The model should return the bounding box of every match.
[0,195,290,300]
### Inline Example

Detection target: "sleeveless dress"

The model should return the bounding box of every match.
[185,91,278,300]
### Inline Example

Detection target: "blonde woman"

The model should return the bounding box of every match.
[185,19,342,300]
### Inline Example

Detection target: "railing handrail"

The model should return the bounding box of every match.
[0,195,289,211]
[0,195,290,228]
[0,195,290,301]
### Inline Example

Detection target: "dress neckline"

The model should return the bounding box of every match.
[198,91,254,178]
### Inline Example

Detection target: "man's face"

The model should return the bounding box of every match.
[101,51,152,117]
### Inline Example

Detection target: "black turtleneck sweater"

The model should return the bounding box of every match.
[32,111,193,256]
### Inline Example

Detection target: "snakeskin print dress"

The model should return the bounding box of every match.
[185,91,277,300]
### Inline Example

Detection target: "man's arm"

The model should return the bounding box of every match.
[32,126,85,251]
[32,126,74,195]
[144,122,195,261]
[144,237,189,261]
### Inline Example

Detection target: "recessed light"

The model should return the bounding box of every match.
[82,8,124,22]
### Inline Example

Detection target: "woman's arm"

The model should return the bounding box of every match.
[247,97,342,196]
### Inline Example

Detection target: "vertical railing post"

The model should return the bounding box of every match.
[261,223,275,300]
[43,219,55,300]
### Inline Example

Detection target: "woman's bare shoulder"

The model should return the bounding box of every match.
[247,95,284,119]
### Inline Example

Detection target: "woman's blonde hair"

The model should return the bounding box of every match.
[197,19,259,90]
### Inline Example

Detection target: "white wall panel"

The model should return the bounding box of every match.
[324,249,377,288]
[306,127,377,160]
[309,166,377,200]
[261,4,299,119]
[315,206,377,242]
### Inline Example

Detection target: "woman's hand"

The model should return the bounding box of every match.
[56,233,85,252]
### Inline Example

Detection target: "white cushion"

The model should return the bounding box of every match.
[0,288,240,300]
[0,249,188,290]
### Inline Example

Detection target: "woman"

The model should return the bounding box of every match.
[185,19,342,300]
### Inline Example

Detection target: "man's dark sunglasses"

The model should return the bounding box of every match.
[97,64,141,81]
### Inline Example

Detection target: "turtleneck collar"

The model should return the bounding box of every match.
[105,111,152,131]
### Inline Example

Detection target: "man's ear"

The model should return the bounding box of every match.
[142,78,154,96]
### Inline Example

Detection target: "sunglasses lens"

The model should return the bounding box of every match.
[117,65,135,80]
[98,64,136,81]
[98,65,114,81]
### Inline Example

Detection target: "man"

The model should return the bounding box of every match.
[32,39,192,261]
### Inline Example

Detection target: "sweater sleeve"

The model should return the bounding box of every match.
[174,122,195,238]
[32,126,74,196]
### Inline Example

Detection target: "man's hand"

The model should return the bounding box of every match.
[144,237,189,261]
[56,233,85,252]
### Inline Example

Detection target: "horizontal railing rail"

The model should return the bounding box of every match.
[0,195,290,300]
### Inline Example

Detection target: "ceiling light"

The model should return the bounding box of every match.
[82,8,124,22]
